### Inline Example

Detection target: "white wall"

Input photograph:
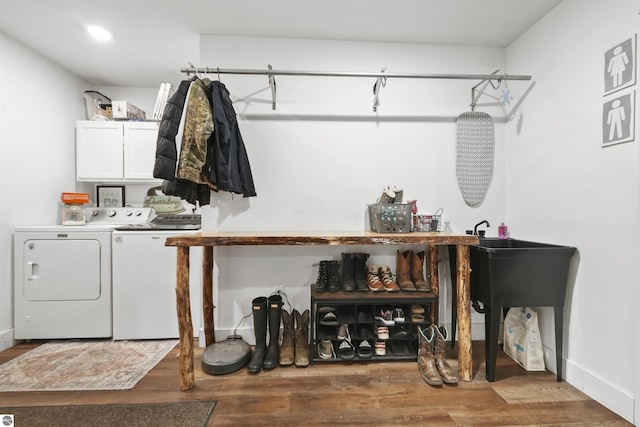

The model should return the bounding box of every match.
[196,36,510,342]
[506,0,638,422]
[0,31,88,350]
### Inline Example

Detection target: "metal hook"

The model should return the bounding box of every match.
[268,64,276,110]
[373,67,387,112]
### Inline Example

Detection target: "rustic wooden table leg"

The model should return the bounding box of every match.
[456,244,473,381]
[202,246,215,346]
[176,246,194,391]
[429,244,439,324]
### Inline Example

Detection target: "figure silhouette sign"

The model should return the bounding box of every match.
[602,92,634,147]
[604,36,636,95]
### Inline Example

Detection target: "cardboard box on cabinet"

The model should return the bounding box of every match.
[112,100,146,120]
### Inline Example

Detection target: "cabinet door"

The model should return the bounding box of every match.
[123,122,159,181]
[76,121,124,181]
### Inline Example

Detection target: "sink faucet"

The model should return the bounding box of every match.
[473,220,490,236]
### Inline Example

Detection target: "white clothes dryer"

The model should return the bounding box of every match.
[13,207,151,340]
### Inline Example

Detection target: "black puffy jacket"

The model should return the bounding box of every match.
[153,79,190,180]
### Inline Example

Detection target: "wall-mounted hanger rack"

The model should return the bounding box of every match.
[181,65,532,111]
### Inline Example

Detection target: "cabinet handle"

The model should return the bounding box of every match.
[27,261,39,281]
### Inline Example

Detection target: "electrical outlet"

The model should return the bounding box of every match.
[274,285,285,294]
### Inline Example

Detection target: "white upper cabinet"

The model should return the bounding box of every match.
[76,120,159,182]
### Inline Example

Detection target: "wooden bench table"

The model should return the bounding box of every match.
[165,231,478,391]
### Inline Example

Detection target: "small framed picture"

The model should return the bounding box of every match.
[96,185,125,207]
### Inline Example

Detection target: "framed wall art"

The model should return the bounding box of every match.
[96,185,126,207]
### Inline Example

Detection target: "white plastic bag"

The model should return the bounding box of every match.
[503,307,545,371]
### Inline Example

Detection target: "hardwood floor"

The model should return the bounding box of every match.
[0,340,631,426]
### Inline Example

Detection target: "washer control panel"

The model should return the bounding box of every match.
[85,207,152,225]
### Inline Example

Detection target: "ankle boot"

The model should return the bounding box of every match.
[263,294,283,369]
[315,260,330,293]
[327,260,341,292]
[433,325,458,384]
[417,325,442,386]
[279,309,295,366]
[410,251,430,292]
[353,252,370,292]
[248,296,268,373]
[294,309,310,367]
[396,250,416,292]
[340,253,356,292]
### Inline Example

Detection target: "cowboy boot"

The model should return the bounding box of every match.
[396,250,416,291]
[410,251,430,292]
[248,296,268,373]
[279,309,295,366]
[314,260,330,293]
[263,294,283,369]
[417,325,442,386]
[294,309,310,367]
[434,325,458,384]
[340,253,356,292]
[353,252,370,292]
[418,326,442,386]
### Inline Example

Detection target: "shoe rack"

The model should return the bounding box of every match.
[310,285,438,363]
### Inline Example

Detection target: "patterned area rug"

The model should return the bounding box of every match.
[0,339,177,391]
[0,401,216,427]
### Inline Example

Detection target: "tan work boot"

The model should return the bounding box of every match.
[279,309,295,366]
[433,325,458,383]
[396,250,416,291]
[410,251,430,292]
[417,325,442,386]
[294,309,310,367]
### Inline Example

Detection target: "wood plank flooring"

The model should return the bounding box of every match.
[0,340,631,426]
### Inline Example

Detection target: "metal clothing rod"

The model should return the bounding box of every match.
[180,66,531,81]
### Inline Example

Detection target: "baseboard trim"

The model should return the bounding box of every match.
[0,328,14,352]
[565,358,634,423]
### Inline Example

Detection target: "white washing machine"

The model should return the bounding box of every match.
[13,207,151,340]
[111,225,203,341]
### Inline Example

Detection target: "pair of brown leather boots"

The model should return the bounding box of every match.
[396,250,430,292]
[279,309,310,367]
[417,324,458,386]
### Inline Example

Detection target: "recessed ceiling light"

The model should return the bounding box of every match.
[86,25,112,41]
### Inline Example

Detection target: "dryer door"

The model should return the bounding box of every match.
[23,239,102,301]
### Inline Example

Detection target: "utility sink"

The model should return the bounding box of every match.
[449,238,576,382]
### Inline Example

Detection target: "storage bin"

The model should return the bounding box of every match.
[413,211,443,232]
[367,203,412,233]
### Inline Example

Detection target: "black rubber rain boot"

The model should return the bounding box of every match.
[353,252,370,292]
[263,294,283,369]
[248,296,268,374]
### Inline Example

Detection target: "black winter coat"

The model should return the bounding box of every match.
[204,81,256,198]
